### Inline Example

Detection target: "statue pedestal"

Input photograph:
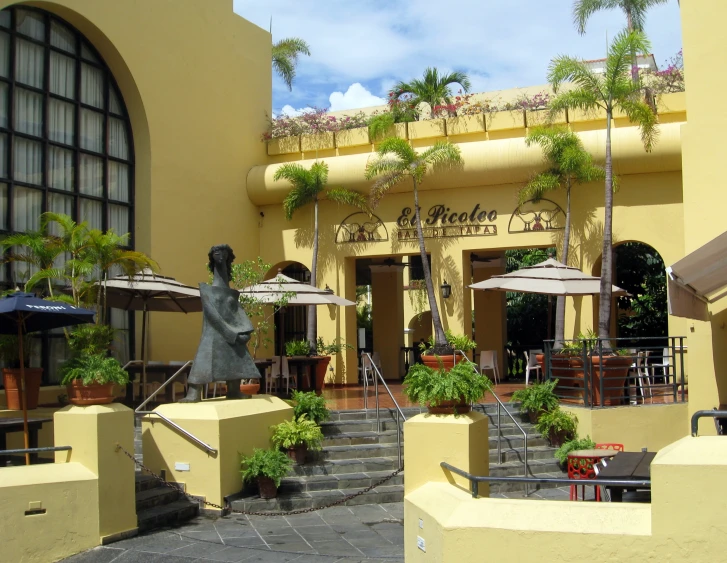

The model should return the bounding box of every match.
[141,396,292,511]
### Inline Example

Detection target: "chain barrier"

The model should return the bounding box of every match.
[116,443,403,517]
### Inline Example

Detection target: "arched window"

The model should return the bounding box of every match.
[0,7,134,382]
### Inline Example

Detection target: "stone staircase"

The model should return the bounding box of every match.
[230,403,564,512]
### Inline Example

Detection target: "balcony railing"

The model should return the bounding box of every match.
[543,336,687,408]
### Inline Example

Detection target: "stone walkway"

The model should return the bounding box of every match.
[64,503,404,563]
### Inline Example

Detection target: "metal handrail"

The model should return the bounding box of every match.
[361,352,406,470]
[441,461,650,498]
[455,350,530,496]
[136,410,217,455]
[691,410,727,436]
[134,361,193,413]
[0,446,71,455]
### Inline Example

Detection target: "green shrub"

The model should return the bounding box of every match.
[510,379,559,415]
[290,390,330,423]
[240,448,292,488]
[420,330,477,353]
[270,414,324,451]
[285,339,311,356]
[535,408,578,442]
[60,354,129,386]
[404,360,492,408]
[554,436,596,464]
[315,337,353,356]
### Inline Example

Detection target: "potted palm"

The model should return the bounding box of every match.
[270,414,324,465]
[404,360,492,414]
[510,379,559,423]
[0,334,41,410]
[240,448,293,499]
[60,353,130,405]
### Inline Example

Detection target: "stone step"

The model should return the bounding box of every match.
[135,485,181,512]
[322,430,399,446]
[327,405,521,422]
[137,498,199,533]
[317,443,401,461]
[230,484,404,513]
[321,418,535,437]
[279,470,404,494]
[288,456,399,476]
[135,473,159,493]
[491,445,557,464]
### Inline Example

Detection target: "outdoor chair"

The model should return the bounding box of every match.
[372,351,382,375]
[636,350,653,403]
[361,354,375,385]
[479,350,500,385]
[269,356,294,394]
[649,348,672,384]
[524,349,542,385]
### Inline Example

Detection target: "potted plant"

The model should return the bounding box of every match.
[404,359,492,414]
[240,448,292,499]
[590,348,634,406]
[535,408,578,447]
[290,390,330,424]
[270,414,324,465]
[0,334,42,410]
[313,337,353,394]
[239,379,261,395]
[60,354,130,405]
[554,436,596,468]
[285,339,312,357]
[420,330,477,370]
[510,379,559,423]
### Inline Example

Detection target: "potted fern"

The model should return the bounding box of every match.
[510,379,559,423]
[290,390,330,424]
[270,414,324,465]
[420,330,477,370]
[404,360,492,414]
[535,408,578,447]
[240,448,292,499]
[60,354,129,405]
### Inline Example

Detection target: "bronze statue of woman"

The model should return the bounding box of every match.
[181,244,260,402]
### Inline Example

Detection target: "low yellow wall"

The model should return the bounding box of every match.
[0,463,99,563]
[405,436,727,562]
[562,403,689,452]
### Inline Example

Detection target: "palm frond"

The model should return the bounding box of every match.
[369,171,404,208]
[364,156,406,181]
[375,137,416,164]
[630,0,669,31]
[573,0,617,34]
[325,188,370,213]
[619,97,659,152]
[548,89,602,118]
[519,171,562,204]
[282,186,317,220]
[548,55,605,101]
[419,141,463,176]
[272,37,310,90]
[603,30,651,90]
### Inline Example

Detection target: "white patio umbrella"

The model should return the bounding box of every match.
[101,269,202,400]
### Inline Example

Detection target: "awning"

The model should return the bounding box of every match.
[667,230,727,320]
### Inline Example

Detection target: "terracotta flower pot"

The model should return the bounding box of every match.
[66,380,116,406]
[257,476,278,499]
[548,354,585,403]
[590,355,634,406]
[421,354,466,371]
[427,398,471,415]
[527,409,545,424]
[548,429,572,448]
[2,368,43,410]
[313,356,331,395]
[286,444,308,465]
[239,382,260,395]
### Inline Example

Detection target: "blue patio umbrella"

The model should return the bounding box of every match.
[0,292,95,465]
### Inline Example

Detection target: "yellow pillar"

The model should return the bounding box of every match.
[404,411,489,497]
[371,264,405,379]
[472,260,507,375]
[53,404,138,543]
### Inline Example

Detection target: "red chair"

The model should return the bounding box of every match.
[595,443,624,451]
[567,455,601,501]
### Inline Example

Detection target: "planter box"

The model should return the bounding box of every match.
[657,91,686,114]
[301,131,335,152]
[486,110,526,131]
[446,114,485,135]
[335,126,370,148]
[408,118,446,140]
[372,122,408,143]
[568,107,607,123]
[526,108,566,128]
[267,135,301,156]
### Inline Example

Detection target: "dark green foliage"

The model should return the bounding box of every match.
[316,337,353,356]
[270,414,324,451]
[60,353,129,385]
[0,334,35,368]
[510,379,560,415]
[554,436,596,464]
[403,360,492,408]
[290,390,330,424]
[535,408,578,441]
[67,324,117,357]
[240,448,292,488]
[285,339,311,356]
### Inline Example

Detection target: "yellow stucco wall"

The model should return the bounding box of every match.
[0,0,271,364]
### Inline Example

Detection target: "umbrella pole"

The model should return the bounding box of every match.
[141,306,148,402]
[18,322,30,466]
[547,296,553,341]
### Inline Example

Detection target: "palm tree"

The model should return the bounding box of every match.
[391,67,471,114]
[573,0,668,84]
[364,137,463,354]
[519,125,605,348]
[272,37,310,91]
[548,29,658,348]
[274,161,369,353]
[2,229,64,297]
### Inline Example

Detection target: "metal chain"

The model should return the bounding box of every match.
[116,443,403,517]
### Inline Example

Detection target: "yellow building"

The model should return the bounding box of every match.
[0,0,721,437]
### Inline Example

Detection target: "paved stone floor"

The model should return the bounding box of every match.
[65,503,405,563]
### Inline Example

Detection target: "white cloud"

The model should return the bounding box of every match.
[329,83,386,112]
[277,104,314,117]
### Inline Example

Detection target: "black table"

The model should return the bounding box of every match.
[596,451,656,502]
[0,417,52,465]
[286,356,318,393]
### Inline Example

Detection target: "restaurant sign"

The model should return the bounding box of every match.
[396,204,497,240]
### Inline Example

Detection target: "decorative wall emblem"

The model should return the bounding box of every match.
[336,212,388,243]
[508,198,564,233]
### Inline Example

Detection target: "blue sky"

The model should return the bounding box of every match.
[233,0,683,116]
